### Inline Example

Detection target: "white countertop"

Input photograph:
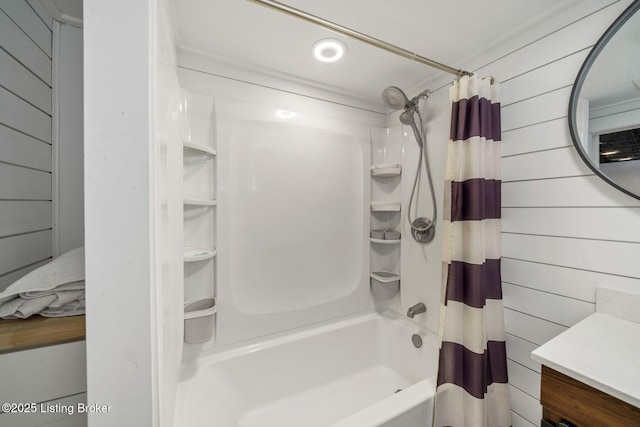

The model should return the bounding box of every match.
[531,312,640,408]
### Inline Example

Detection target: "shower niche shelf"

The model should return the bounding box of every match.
[184,297,217,344]
[370,201,401,212]
[369,125,404,302]
[371,164,401,177]
[184,197,217,206]
[370,238,401,245]
[370,271,400,283]
[183,142,217,156]
[184,247,217,262]
[370,271,400,300]
[182,91,218,346]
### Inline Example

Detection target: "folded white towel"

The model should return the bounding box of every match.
[0,247,85,319]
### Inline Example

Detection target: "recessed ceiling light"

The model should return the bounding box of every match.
[313,39,346,63]
[601,150,620,156]
[276,109,296,119]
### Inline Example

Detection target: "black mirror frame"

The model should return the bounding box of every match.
[568,0,640,201]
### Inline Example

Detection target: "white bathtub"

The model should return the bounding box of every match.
[173,311,437,427]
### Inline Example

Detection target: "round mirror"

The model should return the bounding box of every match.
[569,1,640,200]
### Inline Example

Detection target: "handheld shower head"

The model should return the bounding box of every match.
[399,109,415,126]
[400,110,424,148]
[382,83,436,245]
[382,86,411,110]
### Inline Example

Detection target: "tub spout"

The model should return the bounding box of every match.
[407,303,426,318]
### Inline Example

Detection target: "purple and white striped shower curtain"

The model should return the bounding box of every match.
[434,75,511,427]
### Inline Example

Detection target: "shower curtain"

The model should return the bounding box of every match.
[434,75,511,427]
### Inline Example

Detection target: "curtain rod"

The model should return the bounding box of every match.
[247,0,473,78]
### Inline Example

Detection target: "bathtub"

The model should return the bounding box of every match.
[173,310,437,427]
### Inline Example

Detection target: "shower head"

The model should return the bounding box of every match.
[400,110,424,148]
[382,86,411,110]
[382,87,431,111]
[399,110,415,126]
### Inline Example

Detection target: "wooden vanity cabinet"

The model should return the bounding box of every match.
[540,366,640,427]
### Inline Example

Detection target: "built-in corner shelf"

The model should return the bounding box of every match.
[370,238,401,245]
[370,271,400,283]
[370,201,401,212]
[371,164,401,177]
[183,142,217,156]
[184,247,217,262]
[184,198,217,206]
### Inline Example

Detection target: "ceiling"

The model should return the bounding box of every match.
[50,0,82,18]
[172,0,580,105]
[45,0,584,105]
[39,0,83,26]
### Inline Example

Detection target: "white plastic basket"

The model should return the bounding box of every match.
[370,272,400,300]
[184,297,217,344]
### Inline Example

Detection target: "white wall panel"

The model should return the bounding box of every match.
[0,259,50,292]
[0,393,87,427]
[0,163,51,200]
[503,233,640,278]
[510,385,542,426]
[500,49,589,106]
[507,359,541,400]
[504,309,567,346]
[503,207,640,241]
[502,86,572,132]
[0,200,51,237]
[0,230,52,276]
[0,49,52,114]
[502,118,571,157]
[506,333,541,373]
[0,87,52,143]
[502,175,640,207]
[0,0,54,294]
[501,258,640,302]
[0,0,52,57]
[512,411,536,427]
[0,10,51,84]
[0,341,86,405]
[475,1,629,82]
[0,124,51,171]
[55,23,84,254]
[503,283,594,327]
[502,147,592,182]
[84,1,156,425]
[26,0,53,30]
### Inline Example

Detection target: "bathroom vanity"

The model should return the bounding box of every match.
[532,287,640,427]
[540,365,640,426]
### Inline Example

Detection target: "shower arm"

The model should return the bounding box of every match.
[247,0,473,78]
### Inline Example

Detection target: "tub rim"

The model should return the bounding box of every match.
[179,308,437,373]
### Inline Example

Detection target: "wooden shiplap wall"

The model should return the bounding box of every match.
[0,0,53,291]
[469,1,640,425]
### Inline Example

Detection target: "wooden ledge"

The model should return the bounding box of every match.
[0,315,85,354]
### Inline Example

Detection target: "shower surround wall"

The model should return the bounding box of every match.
[178,60,386,350]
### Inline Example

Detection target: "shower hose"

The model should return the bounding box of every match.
[407,110,437,236]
